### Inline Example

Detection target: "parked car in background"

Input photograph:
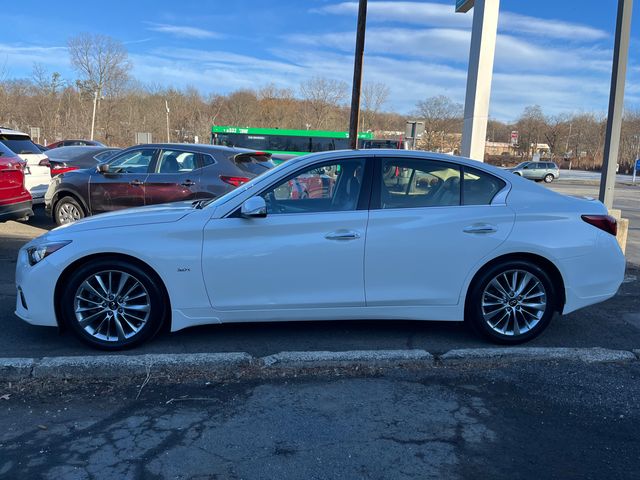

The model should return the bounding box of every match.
[0,142,32,222]
[45,144,275,225]
[507,161,559,183]
[46,139,106,149]
[44,146,121,176]
[0,127,50,203]
[17,150,624,350]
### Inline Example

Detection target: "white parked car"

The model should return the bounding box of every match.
[15,150,625,349]
[0,127,50,203]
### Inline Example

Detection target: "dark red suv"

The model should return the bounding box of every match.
[0,142,32,222]
[45,144,275,225]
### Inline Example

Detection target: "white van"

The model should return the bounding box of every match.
[0,127,50,204]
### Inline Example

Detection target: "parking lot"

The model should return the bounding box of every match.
[1,179,638,357]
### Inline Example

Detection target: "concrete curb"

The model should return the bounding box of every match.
[261,349,433,368]
[440,347,637,365]
[0,347,637,381]
[0,357,35,381]
[33,353,253,380]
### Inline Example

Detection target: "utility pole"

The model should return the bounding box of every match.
[90,90,98,141]
[165,100,171,143]
[348,0,367,150]
[599,0,633,208]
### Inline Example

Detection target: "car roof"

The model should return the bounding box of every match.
[0,127,30,137]
[125,143,267,156]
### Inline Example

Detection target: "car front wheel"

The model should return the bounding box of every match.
[466,260,556,344]
[543,174,554,183]
[60,259,167,350]
[54,196,85,225]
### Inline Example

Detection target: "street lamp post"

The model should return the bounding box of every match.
[165,100,171,143]
[90,90,98,141]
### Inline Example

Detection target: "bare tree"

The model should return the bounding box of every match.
[414,95,463,151]
[299,77,348,130]
[361,81,390,131]
[67,33,131,98]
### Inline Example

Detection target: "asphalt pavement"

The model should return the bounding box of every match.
[0,180,638,358]
[1,360,638,479]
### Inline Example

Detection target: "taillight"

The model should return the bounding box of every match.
[220,176,250,187]
[39,158,50,167]
[581,214,617,236]
[50,162,75,177]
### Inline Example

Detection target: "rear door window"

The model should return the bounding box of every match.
[379,158,461,209]
[0,134,41,155]
[234,153,276,175]
[462,167,506,205]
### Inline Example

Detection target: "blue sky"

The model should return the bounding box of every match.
[1,0,639,122]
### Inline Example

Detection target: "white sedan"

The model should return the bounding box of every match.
[15,150,625,349]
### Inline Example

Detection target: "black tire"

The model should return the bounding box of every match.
[543,174,554,183]
[466,260,557,344]
[60,258,167,350]
[513,172,521,176]
[54,196,85,226]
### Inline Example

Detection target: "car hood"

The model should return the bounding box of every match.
[51,201,197,234]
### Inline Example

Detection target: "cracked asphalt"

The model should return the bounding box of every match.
[1,360,639,479]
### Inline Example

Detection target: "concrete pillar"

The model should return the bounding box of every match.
[460,0,500,161]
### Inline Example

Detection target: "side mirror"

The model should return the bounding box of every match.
[241,196,267,218]
[97,163,110,174]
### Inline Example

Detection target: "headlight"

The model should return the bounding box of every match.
[26,241,72,266]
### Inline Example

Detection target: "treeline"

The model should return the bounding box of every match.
[0,33,638,173]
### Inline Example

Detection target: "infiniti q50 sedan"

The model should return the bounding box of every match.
[16,150,625,350]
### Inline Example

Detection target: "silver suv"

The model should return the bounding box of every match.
[508,161,559,183]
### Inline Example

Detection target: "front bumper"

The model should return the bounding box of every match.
[0,200,33,222]
[14,248,60,327]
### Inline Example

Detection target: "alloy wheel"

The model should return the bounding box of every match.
[73,270,151,342]
[481,269,547,336]
[57,202,82,224]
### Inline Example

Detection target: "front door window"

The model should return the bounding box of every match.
[261,159,365,214]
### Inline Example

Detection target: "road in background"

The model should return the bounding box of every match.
[0,179,637,358]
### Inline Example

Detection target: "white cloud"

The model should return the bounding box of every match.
[145,22,221,39]
[313,2,609,41]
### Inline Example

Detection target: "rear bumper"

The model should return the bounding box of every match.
[0,200,33,222]
[561,231,625,314]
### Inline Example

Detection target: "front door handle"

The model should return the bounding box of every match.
[181,180,196,187]
[325,230,360,241]
[463,224,497,234]
[129,180,144,186]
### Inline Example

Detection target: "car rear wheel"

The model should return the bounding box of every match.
[60,259,167,350]
[543,174,554,183]
[55,196,85,226]
[466,260,556,344]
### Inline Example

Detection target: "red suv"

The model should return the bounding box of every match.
[0,142,32,222]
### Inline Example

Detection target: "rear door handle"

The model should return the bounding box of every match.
[181,180,196,187]
[325,230,360,241]
[463,224,497,234]
[129,180,144,186]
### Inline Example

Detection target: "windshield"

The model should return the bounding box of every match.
[0,134,41,155]
[514,162,529,169]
